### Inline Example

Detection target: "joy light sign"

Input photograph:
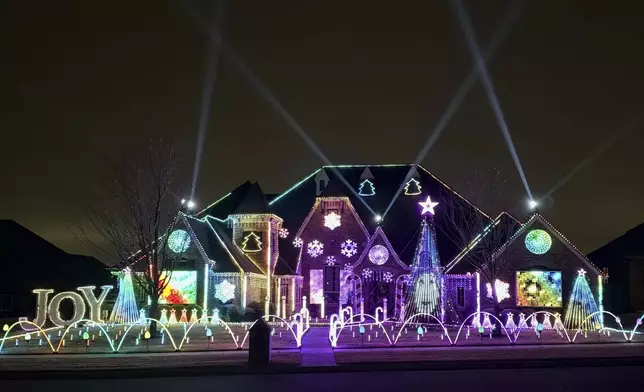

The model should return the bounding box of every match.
[31,286,113,327]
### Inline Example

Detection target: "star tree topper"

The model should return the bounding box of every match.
[418,195,439,215]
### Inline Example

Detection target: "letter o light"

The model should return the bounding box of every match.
[48,292,86,327]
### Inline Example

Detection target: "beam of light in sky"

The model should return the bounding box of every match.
[450,0,534,200]
[182,1,377,216]
[190,0,226,201]
[543,115,641,200]
[383,1,525,219]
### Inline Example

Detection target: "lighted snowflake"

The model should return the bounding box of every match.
[383,271,394,283]
[343,263,354,273]
[215,280,236,303]
[279,228,289,239]
[525,229,552,255]
[325,256,336,266]
[307,240,324,258]
[293,237,303,248]
[340,239,358,258]
[324,211,342,230]
[402,275,413,285]
[362,268,373,279]
[368,245,389,265]
[168,229,191,253]
[486,279,510,302]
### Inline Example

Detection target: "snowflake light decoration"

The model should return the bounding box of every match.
[324,211,342,230]
[402,275,413,285]
[368,245,389,265]
[340,239,358,257]
[307,240,324,258]
[215,280,236,303]
[486,279,510,302]
[362,268,373,279]
[325,256,336,266]
[343,263,354,273]
[383,271,394,283]
[168,229,191,253]
[278,228,289,239]
[293,237,303,248]
[525,229,552,255]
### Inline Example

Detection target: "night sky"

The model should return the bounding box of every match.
[1,1,642,256]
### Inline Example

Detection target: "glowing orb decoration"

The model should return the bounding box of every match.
[325,256,336,266]
[368,245,389,265]
[307,240,324,258]
[324,211,342,230]
[486,279,510,302]
[525,229,552,255]
[340,239,358,257]
[418,195,439,215]
[278,228,289,239]
[168,229,191,253]
[293,237,303,248]
[215,280,236,303]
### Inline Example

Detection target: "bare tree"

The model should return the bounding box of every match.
[74,139,186,336]
[442,168,520,324]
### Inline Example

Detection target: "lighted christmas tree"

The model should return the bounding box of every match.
[109,269,139,324]
[404,178,422,195]
[241,232,262,252]
[358,179,376,196]
[564,269,601,330]
[404,196,443,322]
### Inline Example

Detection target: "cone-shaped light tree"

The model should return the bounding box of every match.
[564,269,601,330]
[404,195,443,322]
[109,268,140,324]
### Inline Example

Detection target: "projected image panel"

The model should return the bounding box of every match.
[159,271,197,304]
[516,271,562,308]
[310,269,324,304]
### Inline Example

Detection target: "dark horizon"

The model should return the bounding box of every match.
[1,0,643,257]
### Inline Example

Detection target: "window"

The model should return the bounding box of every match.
[457,287,465,307]
[0,294,12,312]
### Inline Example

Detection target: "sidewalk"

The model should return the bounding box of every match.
[1,342,643,380]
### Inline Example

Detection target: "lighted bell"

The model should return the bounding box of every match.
[359,325,365,335]
[417,326,424,335]
[24,333,32,341]
[144,331,151,340]
[478,326,485,334]
[82,331,90,340]
[536,323,544,332]
[2,324,8,332]
[206,328,212,337]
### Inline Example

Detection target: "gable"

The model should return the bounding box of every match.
[351,227,409,271]
[495,214,603,275]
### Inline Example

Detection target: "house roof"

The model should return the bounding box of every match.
[444,212,522,274]
[351,226,409,270]
[494,214,604,275]
[587,222,644,267]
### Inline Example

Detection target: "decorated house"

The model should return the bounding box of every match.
[159,164,606,328]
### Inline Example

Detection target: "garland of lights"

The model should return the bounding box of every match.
[307,240,324,257]
[168,229,191,253]
[525,229,552,255]
[340,239,358,257]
